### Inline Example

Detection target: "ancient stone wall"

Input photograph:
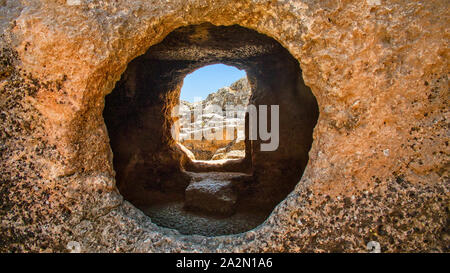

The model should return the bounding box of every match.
[0,0,448,252]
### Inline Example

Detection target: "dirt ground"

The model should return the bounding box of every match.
[140,200,270,236]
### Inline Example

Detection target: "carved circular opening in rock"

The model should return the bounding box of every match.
[176,64,249,162]
[103,23,319,236]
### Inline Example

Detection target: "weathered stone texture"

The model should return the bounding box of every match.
[185,178,237,215]
[0,0,448,252]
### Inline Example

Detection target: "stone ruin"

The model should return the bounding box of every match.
[178,77,251,161]
[0,0,448,252]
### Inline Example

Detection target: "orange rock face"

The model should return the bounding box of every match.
[0,0,448,252]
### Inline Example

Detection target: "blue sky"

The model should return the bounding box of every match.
[180,64,246,102]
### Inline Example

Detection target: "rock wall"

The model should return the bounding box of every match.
[0,0,448,252]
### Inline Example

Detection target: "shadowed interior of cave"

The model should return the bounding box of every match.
[103,23,319,236]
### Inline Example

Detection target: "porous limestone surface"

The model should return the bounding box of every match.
[0,0,448,252]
